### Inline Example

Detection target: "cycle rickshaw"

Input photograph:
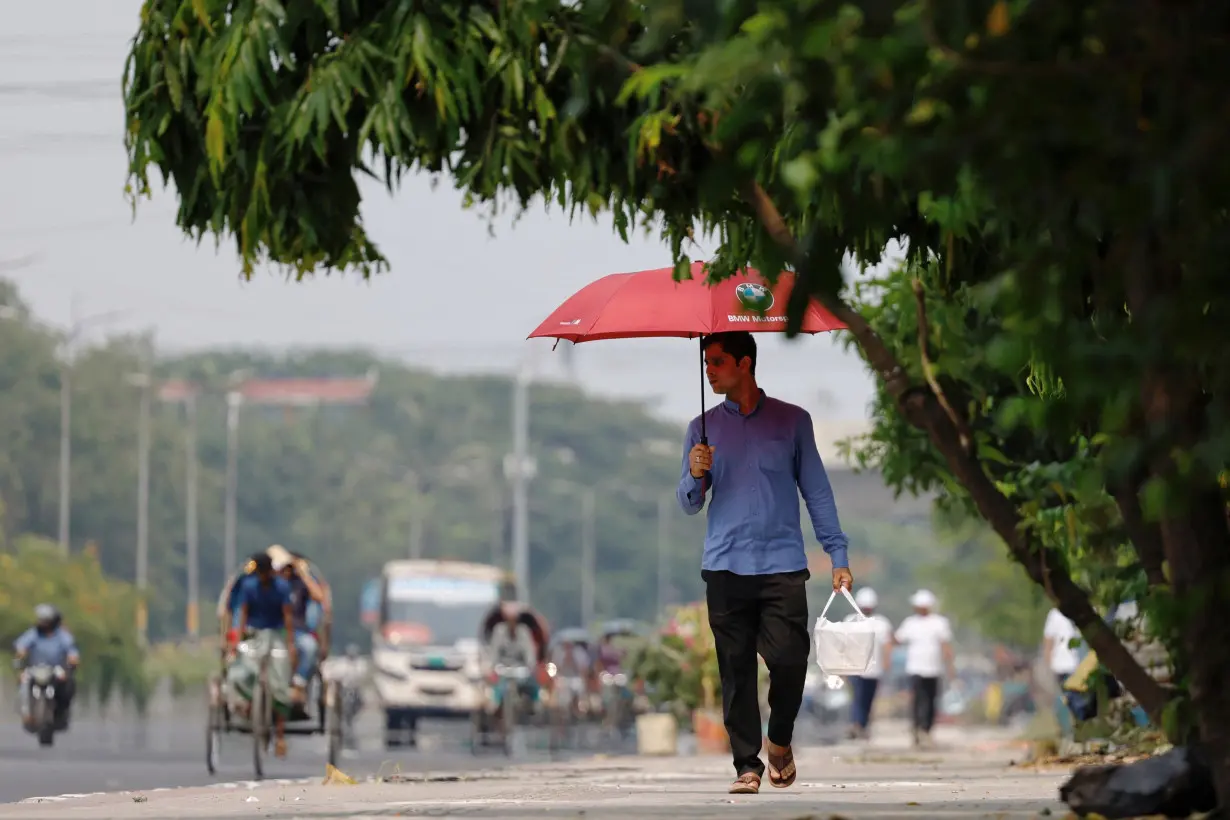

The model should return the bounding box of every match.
[206,548,344,778]
[470,604,550,755]
[544,626,596,750]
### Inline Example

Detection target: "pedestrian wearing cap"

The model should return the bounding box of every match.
[889,589,954,747]
[841,587,894,739]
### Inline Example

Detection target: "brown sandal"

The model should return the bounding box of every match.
[767,743,797,788]
[729,772,761,794]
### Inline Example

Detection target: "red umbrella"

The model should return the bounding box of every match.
[527,262,846,444]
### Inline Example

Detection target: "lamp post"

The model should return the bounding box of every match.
[546,480,597,628]
[56,299,130,555]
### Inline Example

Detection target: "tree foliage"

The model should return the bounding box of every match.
[121,2,1230,787]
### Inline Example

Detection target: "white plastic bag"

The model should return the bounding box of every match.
[813,587,878,688]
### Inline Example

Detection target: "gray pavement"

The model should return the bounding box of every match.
[0,704,582,803]
[0,721,1073,818]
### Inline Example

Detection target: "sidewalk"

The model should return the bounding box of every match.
[2,721,1073,819]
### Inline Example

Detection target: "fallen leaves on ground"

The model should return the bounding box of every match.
[323,763,357,785]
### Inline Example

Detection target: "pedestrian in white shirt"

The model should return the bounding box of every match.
[842,587,893,740]
[890,589,954,747]
[1042,608,1080,683]
[1042,607,1081,713]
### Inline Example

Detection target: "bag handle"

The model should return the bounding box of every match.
[817,586,865,623]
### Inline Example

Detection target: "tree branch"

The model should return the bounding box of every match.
[912,278,973,452]
[737,177,1173,722]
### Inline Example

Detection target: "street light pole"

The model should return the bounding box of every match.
[184,391,200,639]
[509,365,533,602]
[581,488,596,628]
[56,297,130,556]
[57,345,71,556]
[135,365,152,645]
[656,495,671,616]
[407,470,425,560]
[223,389,242,575]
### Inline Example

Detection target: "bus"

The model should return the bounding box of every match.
[370,560,516,748]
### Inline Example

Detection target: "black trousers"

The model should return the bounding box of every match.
[911,675,940,733]
[703,569,810,778]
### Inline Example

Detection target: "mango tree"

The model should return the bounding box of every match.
[122,0,1230,799]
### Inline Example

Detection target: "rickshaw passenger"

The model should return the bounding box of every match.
[227,552,298,757]
[268,546,328,703]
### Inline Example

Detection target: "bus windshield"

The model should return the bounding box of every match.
[383,576,498,647]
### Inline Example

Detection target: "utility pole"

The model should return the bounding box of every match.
[223,388,242,575]
[126,336,154,646]
[56,297,129,556]
[184,390,199,639]
[57,314,72,556]
[657,495,670,617]
[489,483,504,569]
[581,488,596,628]
[407,470,425,560]
[505,364,536,602]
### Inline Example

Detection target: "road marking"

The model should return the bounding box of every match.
[801,781,952,788]
[21,778,316,804]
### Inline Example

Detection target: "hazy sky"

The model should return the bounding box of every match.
[1,0,881,430]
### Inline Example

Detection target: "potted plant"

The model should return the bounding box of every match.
[627,602,730,753]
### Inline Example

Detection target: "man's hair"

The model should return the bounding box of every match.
[703,331,757,375]
[252,553,274,575]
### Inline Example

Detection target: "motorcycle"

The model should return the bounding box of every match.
[20,663,67,747]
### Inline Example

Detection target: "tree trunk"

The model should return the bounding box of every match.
[896,389,1172,722]
[740,182,1173,721]
[1121,235,1230,806]
[1159,490,1230,802]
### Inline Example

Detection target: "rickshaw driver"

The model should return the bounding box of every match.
[229,552,299,758]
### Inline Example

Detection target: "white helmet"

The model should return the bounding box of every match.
[910,589,938,609]
[854,587,878,610]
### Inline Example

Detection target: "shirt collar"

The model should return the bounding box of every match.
[722,388,767,417]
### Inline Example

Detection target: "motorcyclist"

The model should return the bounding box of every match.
[13,604,79,731]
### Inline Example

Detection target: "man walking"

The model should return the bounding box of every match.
[1042,606,1082,725]
[890,589,954,747]
[678,331,852,795]
[843,587,894,740]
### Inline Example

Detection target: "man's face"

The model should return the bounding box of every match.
[704,342,749,395]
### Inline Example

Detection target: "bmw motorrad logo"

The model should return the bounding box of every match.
[735,281,775,312]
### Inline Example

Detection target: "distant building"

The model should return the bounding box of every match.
[813,417,935,526]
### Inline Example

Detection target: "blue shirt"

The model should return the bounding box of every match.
[14,627,78,668]
[237,574,292,630]
[676,391,850,575]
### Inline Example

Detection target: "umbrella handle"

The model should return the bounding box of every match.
[698,336,710,482]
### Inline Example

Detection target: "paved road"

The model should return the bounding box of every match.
[0,690,842,804]
[0,710,580,803]
[0,723,1068,819]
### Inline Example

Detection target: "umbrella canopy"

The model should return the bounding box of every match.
[527,262,844,344]
[528,262,846,444]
